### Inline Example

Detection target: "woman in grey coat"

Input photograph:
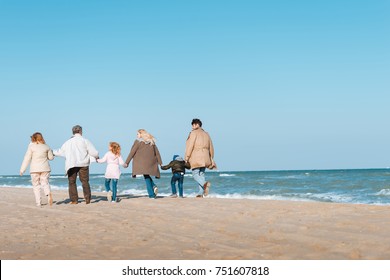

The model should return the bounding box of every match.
[125,129,162,198]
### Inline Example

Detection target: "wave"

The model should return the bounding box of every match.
[50,175,67,179]
[120,189,148,196]
[209,193,314,202]
[209,192,390,205]
[90,175,106,179]
[0,184,31,188]
[219,174,236,177]
[303,192,354,203]
[0,184,63,190]
[208,191,369,204]
[376,189,390,196]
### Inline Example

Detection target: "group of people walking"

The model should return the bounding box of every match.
[20,119,216,206]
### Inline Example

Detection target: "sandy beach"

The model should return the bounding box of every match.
[0,187,389,260]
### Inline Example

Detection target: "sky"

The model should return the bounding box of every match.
[0,0,389,175]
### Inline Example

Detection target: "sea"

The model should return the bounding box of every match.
[2,169,390,205]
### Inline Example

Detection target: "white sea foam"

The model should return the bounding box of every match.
[50,175,67,179]
[209,193,314,202]
[0,184,31,188]
[50,185,68,190]
[90,175,106,178]
[1,184,69,190]
[376,189,390,196]
[219,174,236,177]
[307,192,355,203]
[118,188,178,197]
[121,189,147,196]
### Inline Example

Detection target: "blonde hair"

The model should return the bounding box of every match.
[31,132,46,144]
[109,142,121,156]
[138,129,156,145]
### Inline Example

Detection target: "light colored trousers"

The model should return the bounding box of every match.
[192,167,206,195]
[30,172,51,206]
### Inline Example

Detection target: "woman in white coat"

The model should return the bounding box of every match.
[20,132,54,207]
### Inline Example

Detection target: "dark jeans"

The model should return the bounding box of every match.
[171,172,184,197]
[143,175,157,198]
[67,166,91,203]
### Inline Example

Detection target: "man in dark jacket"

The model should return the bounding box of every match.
[161,155,190,198]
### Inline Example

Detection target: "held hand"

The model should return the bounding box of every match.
[20,172,23,176]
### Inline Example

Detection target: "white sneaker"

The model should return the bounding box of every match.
[153,186,158,196]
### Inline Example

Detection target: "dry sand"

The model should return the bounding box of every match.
[0,187,389,260]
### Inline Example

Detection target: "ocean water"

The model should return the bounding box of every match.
[2,169,390,205]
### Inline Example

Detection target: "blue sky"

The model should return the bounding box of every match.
[1,0,389,175]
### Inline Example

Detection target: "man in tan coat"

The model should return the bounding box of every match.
[185,118,215,197]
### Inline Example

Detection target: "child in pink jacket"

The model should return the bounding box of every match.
[97,142,127,203]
